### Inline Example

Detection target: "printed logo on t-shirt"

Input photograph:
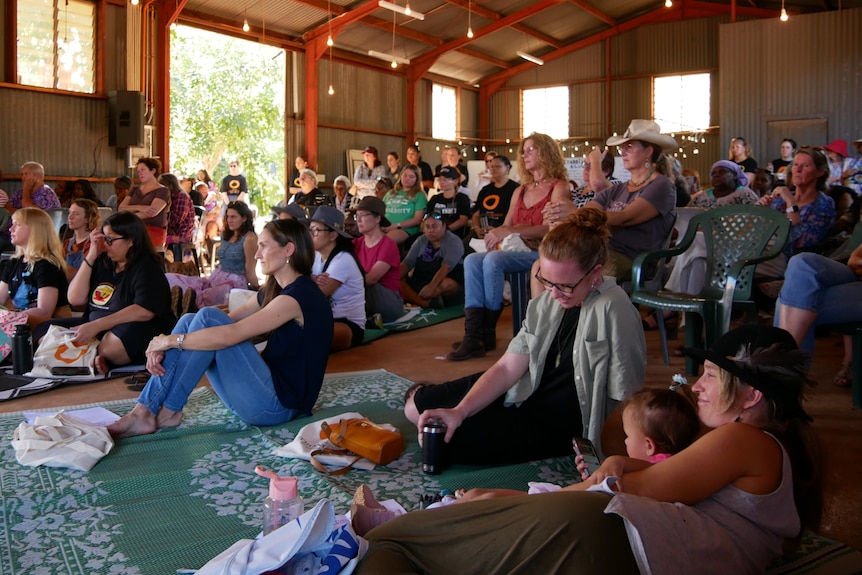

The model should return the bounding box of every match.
[92,283,115,306]
[229,179,241,190]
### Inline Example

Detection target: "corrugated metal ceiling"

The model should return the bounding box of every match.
[177,0,862,86]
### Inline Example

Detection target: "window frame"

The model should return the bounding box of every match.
[652,72,711,135]
[521,85,570,140]
[5,0,102,97]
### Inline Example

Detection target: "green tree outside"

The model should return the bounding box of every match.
[169,25,285,210]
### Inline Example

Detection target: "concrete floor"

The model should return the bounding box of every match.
[2,307,860,551]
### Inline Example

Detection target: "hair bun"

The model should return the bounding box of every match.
[570,207,611,239]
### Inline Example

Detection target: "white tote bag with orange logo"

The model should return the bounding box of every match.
[29,325,99,379]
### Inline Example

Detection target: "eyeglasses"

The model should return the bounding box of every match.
[534,265,596,295]
[520,146,537,156]
[229,163,238,167]
[103,235,127,246]
[308,226,329,236]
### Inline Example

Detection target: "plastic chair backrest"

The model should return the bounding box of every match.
[45,208,69,237]
[694,204,790,303]
[97,207,113,224]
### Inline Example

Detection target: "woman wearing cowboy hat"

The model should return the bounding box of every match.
[309,206,367,351]
[579,120,678,282]
[357,325,821,575]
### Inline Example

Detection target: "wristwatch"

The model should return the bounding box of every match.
[176,334,185,351]
[785,204,800,214]
[396,223,402,229]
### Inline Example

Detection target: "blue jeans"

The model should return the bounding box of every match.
[137,307,299,425]
[775,252,862,353]
[464,250,539,311]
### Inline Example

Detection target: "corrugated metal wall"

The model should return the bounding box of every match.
[312,59,406,181]
[489,15,730,180]
[0,89,127,198]
[0,0,6,81]
[720,8,862,162]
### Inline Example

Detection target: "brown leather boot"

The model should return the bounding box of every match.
[446,308,485,361]
[483,308,502,351]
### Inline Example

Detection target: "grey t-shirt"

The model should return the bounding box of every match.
[592,177,676,261]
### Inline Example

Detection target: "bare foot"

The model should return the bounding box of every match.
[156,407,183,429]
[95,355,109,375]
[107,404,158,438]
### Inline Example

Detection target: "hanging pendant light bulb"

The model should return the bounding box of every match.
[780,6,788,20]
[467,1,474,38]
[391,60,398,68]
[665,0,672,7]
[328,85,335,95]
[130,0,139,5]
[404,2,411,15]
[327,35,333,46]
[467,26,474,38]
[243,18,250,32]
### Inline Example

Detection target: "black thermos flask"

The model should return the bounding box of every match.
[12,324,33,375]
[422,420,447,475]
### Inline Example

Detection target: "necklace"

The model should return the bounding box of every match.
[532,177,548,188]
[628,167,655,188]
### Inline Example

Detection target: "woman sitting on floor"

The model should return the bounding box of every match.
[309,206,366,351]
[0,208,70,359]
[405,208,645,464]
[62,198,102,281]
[400,213,464,309]
[360,325,820,575]
[107,219,333,438]
[166,201,259,309]
[381,164,428,246]
[34,212,174,374]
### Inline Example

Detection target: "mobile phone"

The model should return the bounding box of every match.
[572,437,601,476]
[51,366,91,376]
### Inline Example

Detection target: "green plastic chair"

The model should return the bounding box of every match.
[631,204,791,375]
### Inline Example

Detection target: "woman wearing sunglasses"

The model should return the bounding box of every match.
[35,211,174,374]
[405,208,645,465]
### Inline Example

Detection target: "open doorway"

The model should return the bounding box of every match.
[169,25,286,212]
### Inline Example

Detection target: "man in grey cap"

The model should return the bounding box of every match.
[272,203,313,221]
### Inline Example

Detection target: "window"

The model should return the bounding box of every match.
[522,86,569,139]
[653,73,710,134]
[431,83,456,141]
[17,0,96,93]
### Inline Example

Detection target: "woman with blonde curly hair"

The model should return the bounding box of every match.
[448,132,571,361]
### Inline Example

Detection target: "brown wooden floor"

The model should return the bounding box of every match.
[2,307,860,550]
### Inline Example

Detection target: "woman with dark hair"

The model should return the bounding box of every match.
[385,152,403,182]
[71,179,104,206]
[63,198,102,280]
[756,146,836,278]
[120,157,171,248]
[353,146,387,200]
[197,169,216,193]
[159,173,196,249]
[35,211,174,373]
[166,201,259,308]
[360,325,820,575]
[107,219,334,438]
[471,155,518,238]
[768,138,797,182]
[309,206,366,351]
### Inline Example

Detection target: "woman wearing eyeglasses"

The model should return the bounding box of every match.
[35,211,173,374]
[405,208,645,464]
[448,133,571,361]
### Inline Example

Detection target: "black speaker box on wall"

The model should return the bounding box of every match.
[108,90,145,147]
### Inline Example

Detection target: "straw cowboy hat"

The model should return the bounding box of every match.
[606,119,678,153]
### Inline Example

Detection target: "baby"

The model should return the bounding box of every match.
[576,387,701,479]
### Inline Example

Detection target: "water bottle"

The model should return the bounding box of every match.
[12,324,33,375]
[255,466,303,536]
[422,420,447,475]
